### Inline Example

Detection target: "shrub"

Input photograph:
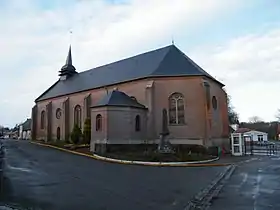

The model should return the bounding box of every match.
[71,124,82,144]
[191,145,208,155]
[83,118,91,144]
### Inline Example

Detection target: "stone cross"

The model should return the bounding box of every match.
[158,108,173,153]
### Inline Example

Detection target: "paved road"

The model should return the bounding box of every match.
[209,156,280,210]
[0,140,225,210]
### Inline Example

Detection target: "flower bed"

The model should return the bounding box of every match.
[32,140,217,163]
[102,151,215,162]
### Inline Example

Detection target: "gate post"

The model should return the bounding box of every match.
[250,137,253,155]
[231,133,244,156]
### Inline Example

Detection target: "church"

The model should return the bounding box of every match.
[31,44,229,149]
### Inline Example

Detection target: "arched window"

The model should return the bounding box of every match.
[135,115,140,131]
[212,96,217,110]
[56,108,62,119]
[168,93,185,125]
[96,114,102,131]
[74,105,82,128]
[40,110,45,129]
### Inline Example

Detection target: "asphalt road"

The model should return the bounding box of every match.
[0,140,225,210]
[209,156,280,210]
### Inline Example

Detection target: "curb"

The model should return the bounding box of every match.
[29,141,230,167]
[185,164,237,210]
[92,154,227,167]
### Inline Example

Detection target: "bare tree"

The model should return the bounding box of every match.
[248,116,263,123]
[226,93,239,124]
[0,125,4,136]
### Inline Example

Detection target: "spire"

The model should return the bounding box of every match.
[66,45,72,65]
[59,45,77,78]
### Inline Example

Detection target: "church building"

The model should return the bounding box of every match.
[31,45,229,148]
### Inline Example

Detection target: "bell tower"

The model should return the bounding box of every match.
[59,45,77,80]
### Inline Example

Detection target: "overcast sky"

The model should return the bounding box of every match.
[1,0,280,127]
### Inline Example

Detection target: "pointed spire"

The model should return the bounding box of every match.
[59,45,77,78]
[66,45,72,65]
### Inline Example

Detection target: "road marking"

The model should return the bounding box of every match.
[260,188,274,194]
[7,165,31,173]
[253,174,262,210]
[271,157,280,160]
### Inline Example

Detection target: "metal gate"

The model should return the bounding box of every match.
[244,139,278,156]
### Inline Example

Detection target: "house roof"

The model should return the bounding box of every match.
[21,119,31,131]
[229,125,235,133]
[35,45,224,102]
[91,90,147,109]
[234,128,268,135]
[234,128,251,134]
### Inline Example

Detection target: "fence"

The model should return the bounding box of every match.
[244,141,278,156]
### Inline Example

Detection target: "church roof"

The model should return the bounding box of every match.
[92,90,147,109]
[36,45,223,102]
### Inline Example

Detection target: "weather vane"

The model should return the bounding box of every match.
[69,29,73,45]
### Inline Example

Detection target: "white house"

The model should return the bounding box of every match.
[18,119,31,140]
[234,128,268,142]
[244,130,268,142]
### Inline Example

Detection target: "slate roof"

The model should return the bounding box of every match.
[36,45,224,102]
[234,128,251,134]
[21,119,31,131]
[92,90,147,109]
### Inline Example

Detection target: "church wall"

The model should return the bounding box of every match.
[203,79,229,147]
[206,79,229,138]
[86,79,151,134]
[151,77,228,146]
[107,107,147,143]
[36,79,153,141]
[36,98,66,141]
[51,98,66,141]
[91,107,108,142]
[153,77,206,144]
[113,80,155,140]
[36,101,49,141]
[90,106,147,145]
[35,76,228,146]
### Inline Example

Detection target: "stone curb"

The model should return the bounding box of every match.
[93,154,225,167]
[29,141,230,167]
[184,164,236,210]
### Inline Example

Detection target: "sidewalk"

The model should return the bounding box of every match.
[215,154,254,165]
